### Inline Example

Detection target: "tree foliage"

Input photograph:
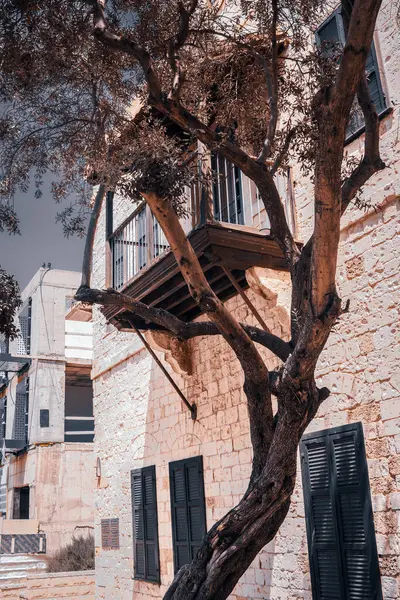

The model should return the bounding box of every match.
[0,1,387,598]
[0,267,21,339]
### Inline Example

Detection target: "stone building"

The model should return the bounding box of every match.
[0,268,95,554]
[91,3,399,599]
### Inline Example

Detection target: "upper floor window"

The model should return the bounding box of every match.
[211,152,244,225]
[316,9,387,142]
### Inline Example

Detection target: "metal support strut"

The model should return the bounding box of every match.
[221,266,270,332]
[127,319,197,420]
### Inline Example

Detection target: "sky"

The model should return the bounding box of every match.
[0,182,86,291]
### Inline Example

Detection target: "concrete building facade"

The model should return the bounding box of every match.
[91,3,399,599]
[0,268,95,554]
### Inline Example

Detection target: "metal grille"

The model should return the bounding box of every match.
[0,334,8,382]
[110,207,147,290]
[0,535,11,554]
[13,379,29,443]
[101,518,119,549]
[211,152,244,225]
[0,534,46,554]
[16,299,32,356]
[110,206,171,290]
[0,397,5,446]
[0,483,6,515]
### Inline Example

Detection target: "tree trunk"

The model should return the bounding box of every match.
[164,385,321,600]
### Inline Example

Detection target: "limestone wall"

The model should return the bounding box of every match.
[91,0,400,598]
[0,570,95,600]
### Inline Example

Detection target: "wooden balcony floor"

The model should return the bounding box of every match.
[102,222,288,330]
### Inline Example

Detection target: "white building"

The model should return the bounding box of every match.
[0,268,95,554]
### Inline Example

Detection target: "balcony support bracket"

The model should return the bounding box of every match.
[221,266,270,332]
[126,318,197,420]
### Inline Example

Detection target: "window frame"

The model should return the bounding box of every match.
[315,9,390,144]
[131,465,160,584]
[169,455,207,575]
[300,422,383,600]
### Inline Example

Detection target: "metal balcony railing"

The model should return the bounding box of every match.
[109,159,296,291]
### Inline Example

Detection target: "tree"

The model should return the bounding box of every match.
[0,1,387,597]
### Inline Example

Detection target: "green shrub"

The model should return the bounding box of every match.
[47,534,94,573]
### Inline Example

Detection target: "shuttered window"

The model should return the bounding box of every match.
[316,10,387,141]
[131,466,160,582]
[300,423,382,600]
[169,456,206,574]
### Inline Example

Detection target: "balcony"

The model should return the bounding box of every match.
[103,160,296,329]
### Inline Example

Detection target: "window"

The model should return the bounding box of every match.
[64,374,94,443]
[131,466,160,582]
[300,423,382,600]
[316,9,387,141]
[40,409,49,428]
[169,456,206,574]
[211,152,244,225]
[13,486,30,519]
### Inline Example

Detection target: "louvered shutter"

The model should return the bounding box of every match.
[316,11,387,141]
[300,423,382,600]
[131,466,160,582]
[169,456,206,574]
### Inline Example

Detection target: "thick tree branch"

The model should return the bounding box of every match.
[270,124,298,176]
[143,191,274,475]
[341,75,385,213]
[311,0,382,316]
[257,0,279,164]
[334,0,383,120]
[168,0,198,100]
[84,0,163,101]
[84,2,297,269]
[150,98,299,267]
[74,283,292,361]
[80,184,106,287]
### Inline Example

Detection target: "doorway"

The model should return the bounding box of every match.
[13,486,30,519]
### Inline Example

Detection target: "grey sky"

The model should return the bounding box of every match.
[0,183,86,290]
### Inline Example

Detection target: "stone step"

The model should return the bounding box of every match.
[0,555,47,581]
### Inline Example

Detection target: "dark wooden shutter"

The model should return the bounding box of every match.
[316,10,387,140]
[131,466,160,582]
[169,456,206,574]
[300,423,382,600]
